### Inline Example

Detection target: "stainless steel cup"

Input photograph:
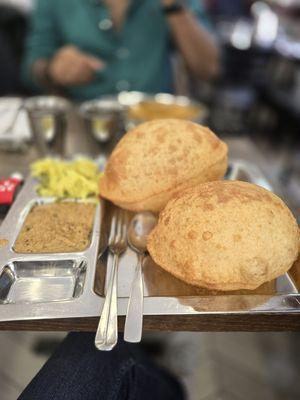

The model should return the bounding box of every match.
[79,98,125,144]
[24,96,70,156]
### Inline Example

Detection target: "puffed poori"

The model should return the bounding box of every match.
[99,119,228,212]
[147,181,299,291]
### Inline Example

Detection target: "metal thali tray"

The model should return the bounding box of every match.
[0,160,299,323]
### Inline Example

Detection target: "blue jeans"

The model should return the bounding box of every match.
[19,332,185,400]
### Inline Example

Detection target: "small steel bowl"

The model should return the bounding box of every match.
[23,96,70,144]
[79,97,125,143]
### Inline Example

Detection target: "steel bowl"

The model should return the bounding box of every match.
[79,97,125,143]
[118,91,209,130]
[23,96,70,147]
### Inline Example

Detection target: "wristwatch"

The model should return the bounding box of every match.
[162,0,185,15]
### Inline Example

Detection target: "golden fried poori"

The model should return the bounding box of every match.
[147,181,299,291]
[99,119,228,212]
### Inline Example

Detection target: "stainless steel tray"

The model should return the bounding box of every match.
[0,160,299,323]
[0,177,103,321]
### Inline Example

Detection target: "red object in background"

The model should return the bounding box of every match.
[0,177,22,205]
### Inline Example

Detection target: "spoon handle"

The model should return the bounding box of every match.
[124,253,144,343]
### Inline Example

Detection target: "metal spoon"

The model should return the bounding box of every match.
[124,212,157,343]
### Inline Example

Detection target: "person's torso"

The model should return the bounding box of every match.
[52,0,172,99]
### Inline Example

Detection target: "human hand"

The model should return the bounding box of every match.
[48,45,104,86]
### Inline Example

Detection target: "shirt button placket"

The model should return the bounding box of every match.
[115,39,130,91]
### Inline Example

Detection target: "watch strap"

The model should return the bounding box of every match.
[162,2,185,15]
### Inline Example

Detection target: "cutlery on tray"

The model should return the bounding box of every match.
[95,209,127,351]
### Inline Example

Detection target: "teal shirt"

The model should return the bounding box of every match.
[22,0,210,100]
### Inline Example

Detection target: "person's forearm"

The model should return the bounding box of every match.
[165,9,220,80]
